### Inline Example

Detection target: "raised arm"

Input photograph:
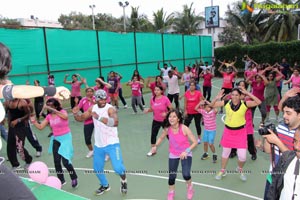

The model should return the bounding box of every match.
[63,74,72,84]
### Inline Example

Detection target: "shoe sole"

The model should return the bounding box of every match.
[95,187,111,196]
[201,157,209,160]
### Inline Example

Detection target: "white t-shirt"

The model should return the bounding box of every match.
[280,157,300,200]
[161,67,171,77]
[92,103,119,148]
[163,75,180,94]
[200,65,212,73]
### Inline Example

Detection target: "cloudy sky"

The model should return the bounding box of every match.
[0,0,240,21]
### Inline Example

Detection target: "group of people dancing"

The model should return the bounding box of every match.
[1,39,300,200]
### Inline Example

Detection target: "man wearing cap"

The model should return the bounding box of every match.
[73,89,127,196]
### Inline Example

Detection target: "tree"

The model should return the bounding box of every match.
[128,7,153,32]
[0,16,21,26]
[226,0,263,44]
[258,0,300,42]
[172,3,203,34]
[58,12,91,29]
[152,8,174,33]
[218,26,245,45]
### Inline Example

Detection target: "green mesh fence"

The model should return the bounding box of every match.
[0,27,212,86]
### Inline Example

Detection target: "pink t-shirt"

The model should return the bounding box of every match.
[291,75,300,88]
[131,82,142,96]
[251,80,265,101]
[150,96,171,122]
[198,109,217,131]
[222,72,236,89]
[184,90,202,114]
[78,97,95,125]
[46,110,70,136]
[168,125,190,157]
[71,82,82,97]
[244,70,256,81]
[203,73,213,87]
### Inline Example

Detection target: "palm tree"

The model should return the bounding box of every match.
[258,0,300,42]
[226,0,263,44]
[152,8,174,33]
[172,3,203,35]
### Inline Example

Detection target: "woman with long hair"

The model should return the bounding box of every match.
[31,98,78,187]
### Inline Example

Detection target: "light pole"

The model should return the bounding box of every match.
[119,1,129,32]
[89,5,96,30]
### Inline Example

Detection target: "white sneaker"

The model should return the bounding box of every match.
[124,105,128,109]
[146,150,156,157]
[105,155,110,162]
[86,151,93,158]
[215,170,227,180]
[36,151,42,157]
[240,173,247,181]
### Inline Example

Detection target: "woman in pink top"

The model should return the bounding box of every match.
[200,68,214,101]
[246,72,268,125]
[127,75,144,114]
[284,67,300,88]
[183,81,205,144]
[64,73,86,110]
[152,109,197,200]
[31,98,78,188]
[146,75,166,96]
[73,87,96,158]
[144,85,173,156]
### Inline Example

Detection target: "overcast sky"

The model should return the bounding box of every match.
[0,0,239,21]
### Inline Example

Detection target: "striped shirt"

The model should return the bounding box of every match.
[198,109,217,131]
[274,123,295,164]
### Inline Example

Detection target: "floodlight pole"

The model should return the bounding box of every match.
[119,1,129,32]
[89,5,96,30]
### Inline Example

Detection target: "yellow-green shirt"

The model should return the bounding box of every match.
[224,100,247,128]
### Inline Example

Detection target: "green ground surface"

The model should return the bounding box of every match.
[0,78,287,200]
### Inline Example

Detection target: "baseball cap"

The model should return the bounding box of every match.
[95,89,107,100]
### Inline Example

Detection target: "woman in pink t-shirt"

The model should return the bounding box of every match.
[152,109,197,200]
[284,67,300,88]
[146,75,166,96]
[199,68,214,101]
[93,77,112,103]
[183,81,204,144]
[73,87,96,158]
[127,75,144,114]
[64,73,86,110]
[246,72,268,125]
[144,85,173,156]
[31,98,78,188]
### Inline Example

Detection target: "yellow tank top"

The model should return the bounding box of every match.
[224,100,247,128]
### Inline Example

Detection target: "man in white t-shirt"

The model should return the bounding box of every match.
[200,62,212,74]
[163,70,181,109]
[73,89,127,196]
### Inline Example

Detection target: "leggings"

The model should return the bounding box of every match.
[168,156,192,185]
[84,123,94,145]
[222,147,246,162]
[53,140,77,183]
[184,113,202,136]
[151,120,164,145]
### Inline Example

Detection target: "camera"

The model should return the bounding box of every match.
[258,122,277,135]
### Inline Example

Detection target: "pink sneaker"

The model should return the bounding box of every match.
[167,190,175,200]
[187,185,194,200]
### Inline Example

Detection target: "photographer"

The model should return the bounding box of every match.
[262,128,299,199]
[259,94,300,199]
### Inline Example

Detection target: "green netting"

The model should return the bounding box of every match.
[46,29,99,72]
[200,36,213,64]
[0,28,47,77]
[0,27,212,84]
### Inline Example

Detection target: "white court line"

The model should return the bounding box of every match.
[59,167,262,200]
